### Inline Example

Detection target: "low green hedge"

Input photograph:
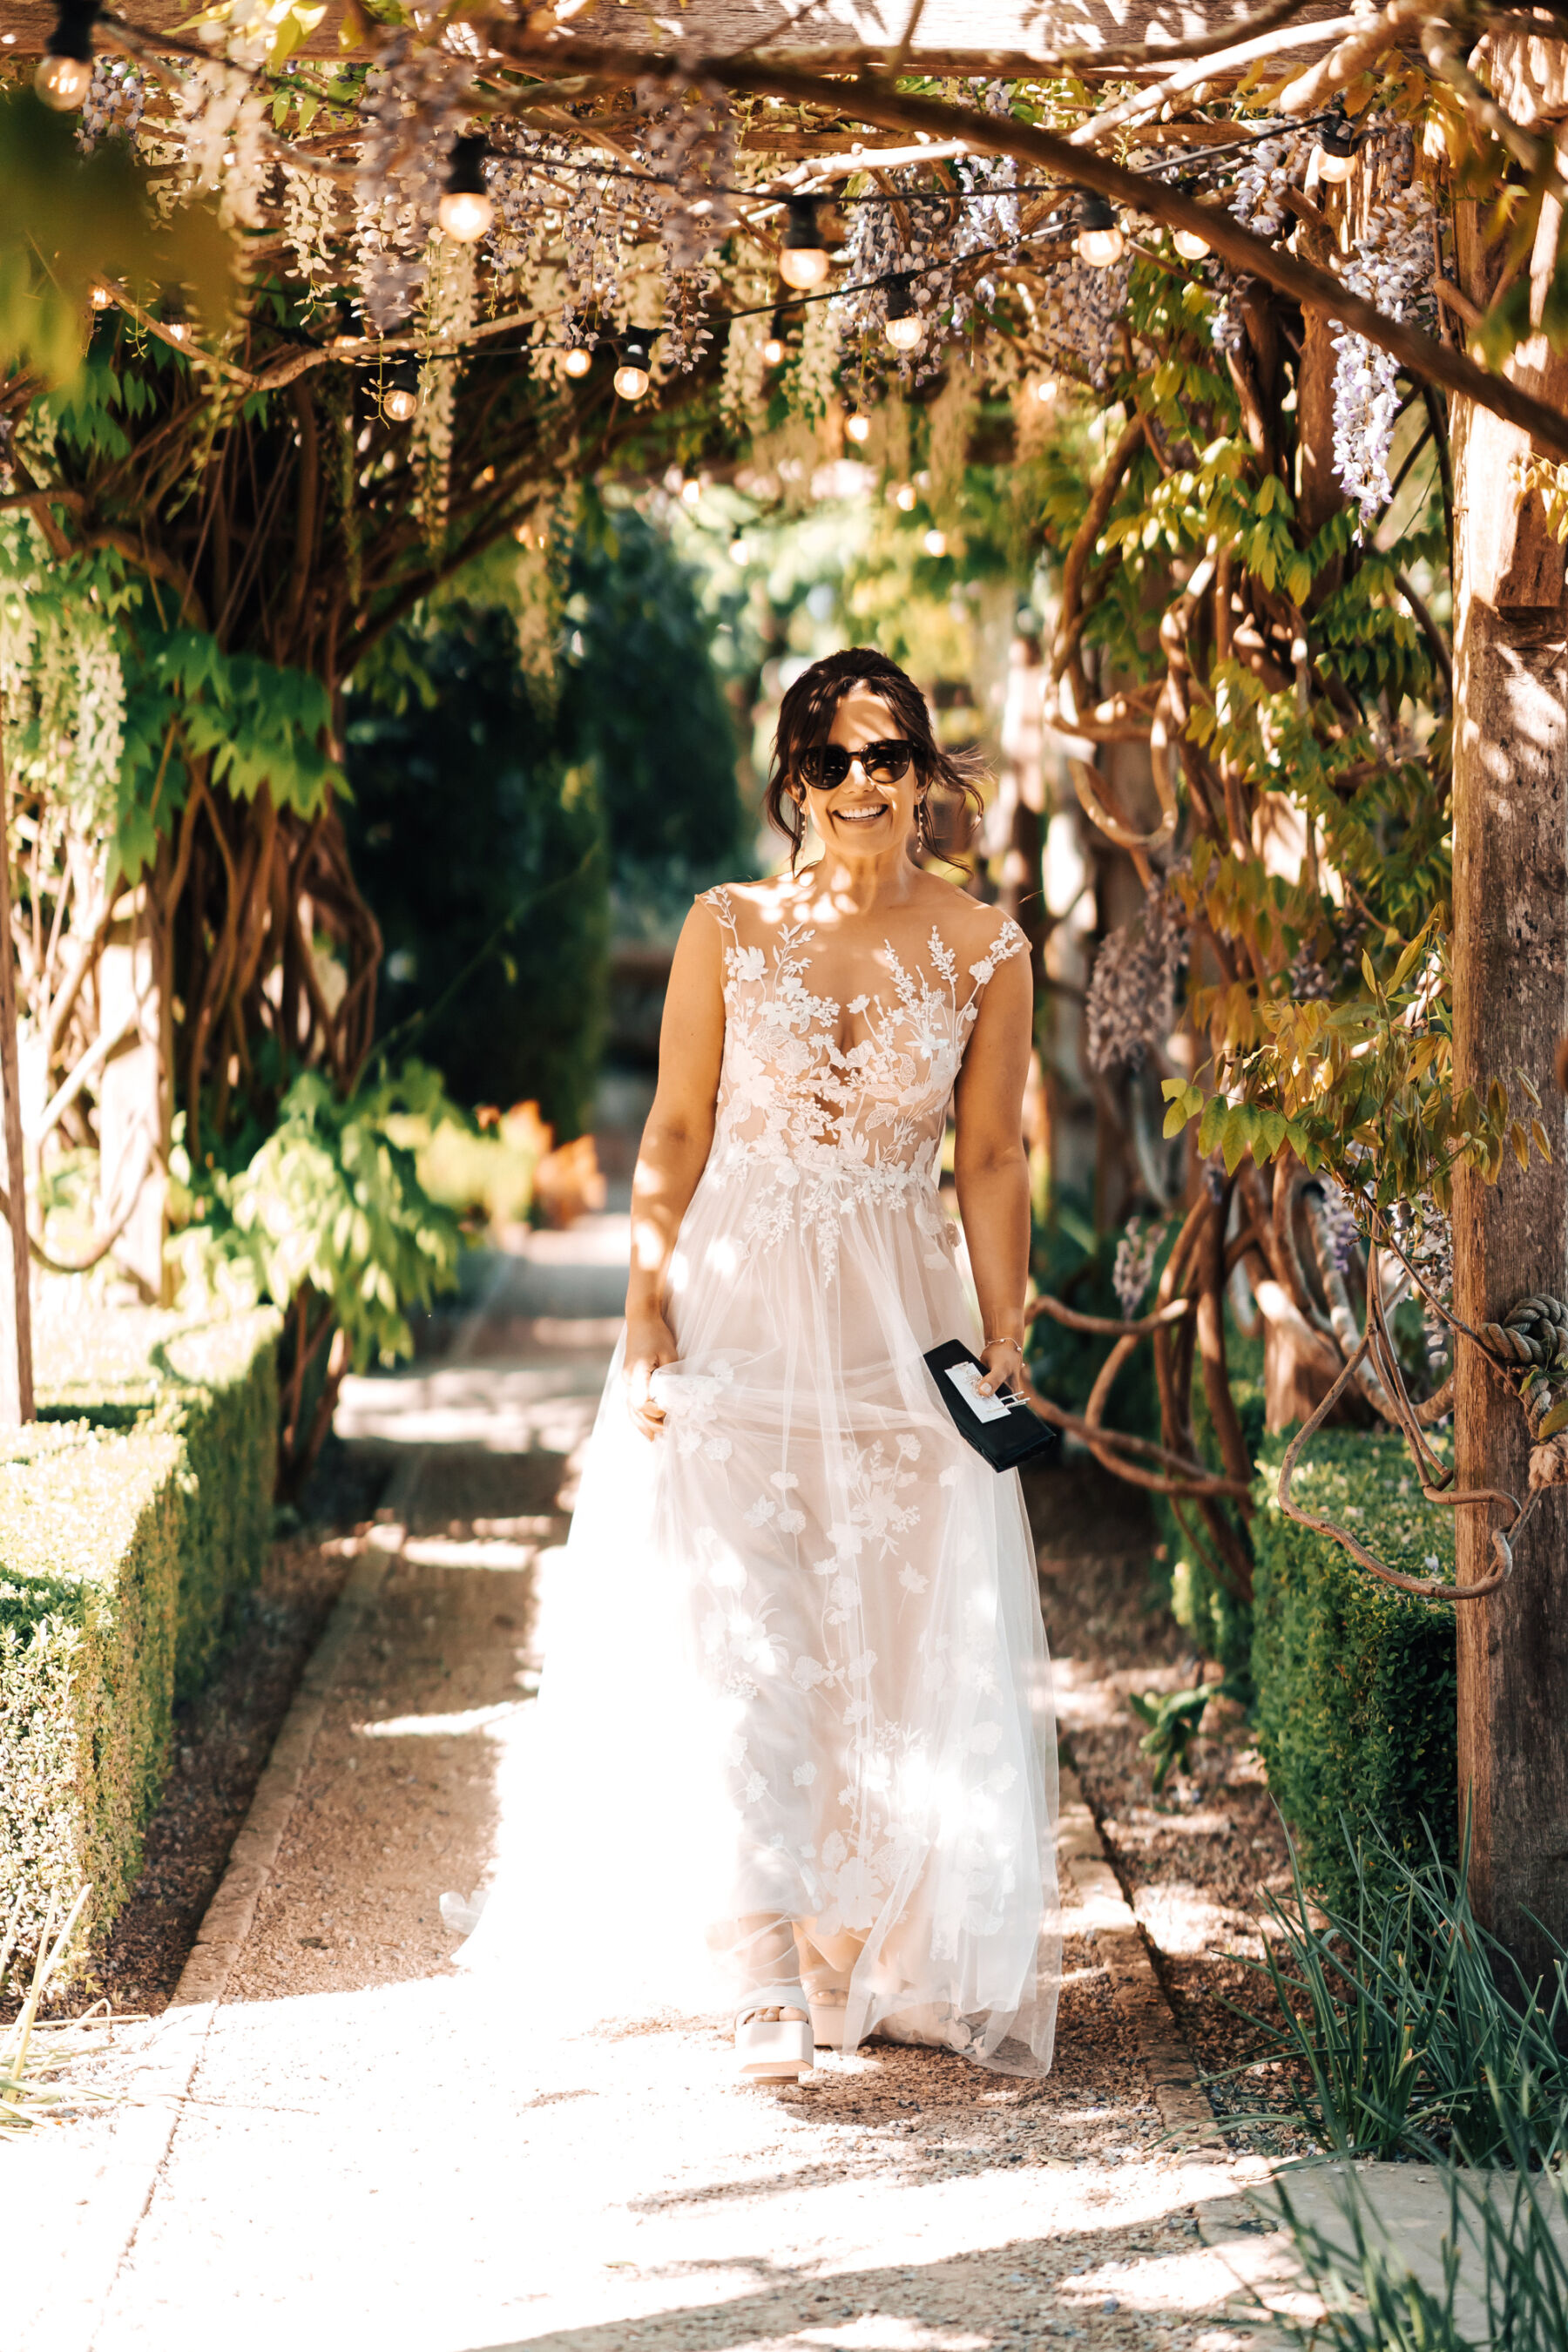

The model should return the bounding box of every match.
[1252,1428,1457,1912]
[36,1305,281,1699]
[0,1419,186,1961]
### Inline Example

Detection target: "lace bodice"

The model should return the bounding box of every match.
[697,885,1027,1275]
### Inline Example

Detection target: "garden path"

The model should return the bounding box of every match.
[12,1212,1299,2352]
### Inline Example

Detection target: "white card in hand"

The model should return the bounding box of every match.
[944,1361,1012,1424]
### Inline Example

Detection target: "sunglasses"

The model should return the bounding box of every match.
[796,740,915,791]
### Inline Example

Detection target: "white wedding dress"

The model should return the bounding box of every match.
[456,884,1061,2074]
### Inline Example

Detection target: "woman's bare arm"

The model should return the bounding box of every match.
[951,944,1033,1398]
[625,900,727,1437]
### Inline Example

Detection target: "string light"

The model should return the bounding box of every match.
[613,331,653,401]
[89,284,113,311]
[34,0,98,110]
[844,409,870,444]
[382,358,419,423]
[778,195,829,292]
[1170,179,1211,261]
[762,308,792,366]
[1315,118,1357,183]
[564,344,593,378]
[1075,193,1125,269]
[923,528,948,557]
[883,275,923,353]
[439,135,493,242]
[896,483,917,511]
[729,537,751,564]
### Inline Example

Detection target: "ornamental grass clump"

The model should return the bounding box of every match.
[1216,1816,1568,2168]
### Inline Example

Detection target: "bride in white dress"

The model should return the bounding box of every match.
[457,646,1059,2080]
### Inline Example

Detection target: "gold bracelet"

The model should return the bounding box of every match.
[982,1332,1024,1349]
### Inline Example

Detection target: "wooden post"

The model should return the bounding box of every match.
[0,704,34,1428]
[1451,68,1568,1981]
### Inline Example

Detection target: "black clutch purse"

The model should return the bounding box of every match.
[923,1340,1059,1472]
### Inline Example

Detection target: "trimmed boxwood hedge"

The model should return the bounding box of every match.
[1252,1428,1457,1912]
[0,1419,186,1963]
[36,1305,281,1699]
[0,1308,281,1967]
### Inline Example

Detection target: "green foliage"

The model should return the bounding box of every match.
[1129,1673,1248,1791]
[0,89,231,383]
[1251,1429,1457,1912]
[1153,1342,1262,1688]
[343,606,612,1130]
[1222,1818,1568,2170]
[1032,232,1515,1223]
[35,1305,281,1700]
[0,1419,186,1969]
[561,497,746,900]
[117,625,343,879]
[1025,1190,1164,1436]
[172,1064,463,1374]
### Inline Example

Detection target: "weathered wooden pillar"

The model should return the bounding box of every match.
[1451,71,1568,1979]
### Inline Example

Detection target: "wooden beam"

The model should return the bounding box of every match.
[0,0,1349,65]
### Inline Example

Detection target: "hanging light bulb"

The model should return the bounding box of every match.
[729,537,751,565]
[844,409,870,444]
[613,331,653,401]
[34,0,98,109]
[778,195,829,293]
[382,358,420,423]
[439,135,493,242]
[1170,178,1211,261]
[1315,117,1357,184]
[896,483,917,512]
[883,276,924,354]
[762,308,792,367]
[89,283,113,311]
[1075,192,1125,269]
[923,528,948,558]
[564,343,593,378]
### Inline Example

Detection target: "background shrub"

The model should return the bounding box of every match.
[1251,1428,1457,1911]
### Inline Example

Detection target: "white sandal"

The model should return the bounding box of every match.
[808,1990,849,2049]
[735,2001,814,2081]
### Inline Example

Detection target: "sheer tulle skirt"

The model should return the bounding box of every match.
[456,1154,1061,2075]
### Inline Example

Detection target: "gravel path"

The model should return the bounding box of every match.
[7,1227,1292,2352]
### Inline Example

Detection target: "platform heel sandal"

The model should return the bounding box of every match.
[734,1997,814,2081]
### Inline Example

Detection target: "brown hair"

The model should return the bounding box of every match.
[765,645,986,872]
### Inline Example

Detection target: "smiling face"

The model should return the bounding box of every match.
[794,686,922,862]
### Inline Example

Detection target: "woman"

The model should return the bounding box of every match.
[458,647,1059,2083]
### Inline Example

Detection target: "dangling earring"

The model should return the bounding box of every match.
[915,793,931,852]
[789,789,807,875]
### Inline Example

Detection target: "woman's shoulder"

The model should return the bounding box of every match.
[692,876,802,930]
[918,878,1030,972]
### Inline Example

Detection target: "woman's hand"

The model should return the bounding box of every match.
[625,1312,679,1440]
[977,1336,1026,1399]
